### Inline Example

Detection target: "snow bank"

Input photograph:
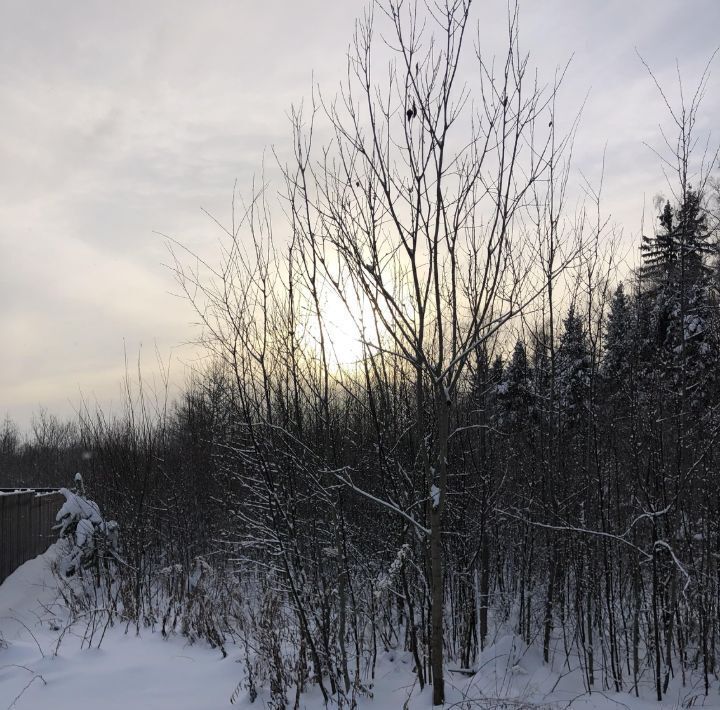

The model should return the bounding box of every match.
[0,551,426,709]
[2,551,716,709]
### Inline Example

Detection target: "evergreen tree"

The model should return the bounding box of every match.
[675,189,714,284]
[640,189,714,292]
[640,201,678,288]
[638,190,715,393]
[602,284,633,385]
[496,340,533,430]
[556,309,591,422]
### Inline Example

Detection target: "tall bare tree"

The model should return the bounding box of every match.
[285,0,574,701]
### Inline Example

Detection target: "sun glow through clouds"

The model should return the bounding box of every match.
[300,287,379,371]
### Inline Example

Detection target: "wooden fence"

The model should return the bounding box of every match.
[0,490,64,584]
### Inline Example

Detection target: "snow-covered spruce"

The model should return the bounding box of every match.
[54,486,120,576]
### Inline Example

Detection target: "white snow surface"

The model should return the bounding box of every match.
[0,546,238,710]
[1,546,718,709]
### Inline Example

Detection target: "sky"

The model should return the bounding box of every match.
[1,0,718,432]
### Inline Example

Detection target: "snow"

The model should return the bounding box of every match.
[375,544,411,596]
[2,547,719,709]
[0,547,427,710]
[73,518,95,548]
[53,488,120,576]
[430,484,440,509]
[0,547,236,710]
[0,489,57,497]
[55,488,102,533]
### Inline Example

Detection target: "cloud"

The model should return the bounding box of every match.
[0,0,718,430]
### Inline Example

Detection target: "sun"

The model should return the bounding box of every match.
[301,287,374,370]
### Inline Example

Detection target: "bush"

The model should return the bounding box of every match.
[54,486,120,577]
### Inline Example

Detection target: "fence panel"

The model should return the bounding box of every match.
[0,490,64,584]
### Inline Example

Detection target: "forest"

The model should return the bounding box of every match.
[1,1,719,707]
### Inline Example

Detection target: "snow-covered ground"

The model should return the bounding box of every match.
[0,547,233,710]
[0,547,717,709]
[0,547,425,710]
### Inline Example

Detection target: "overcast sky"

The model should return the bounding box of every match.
[1,0,718,432]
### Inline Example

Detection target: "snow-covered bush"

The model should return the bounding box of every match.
[54,486,119,577]
[375,543,411,597]
[157,556,235,656]
[235,582,294,709]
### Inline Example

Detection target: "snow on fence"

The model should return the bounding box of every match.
[0,489,64,583]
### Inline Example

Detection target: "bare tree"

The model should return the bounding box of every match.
[284,0,575,702]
